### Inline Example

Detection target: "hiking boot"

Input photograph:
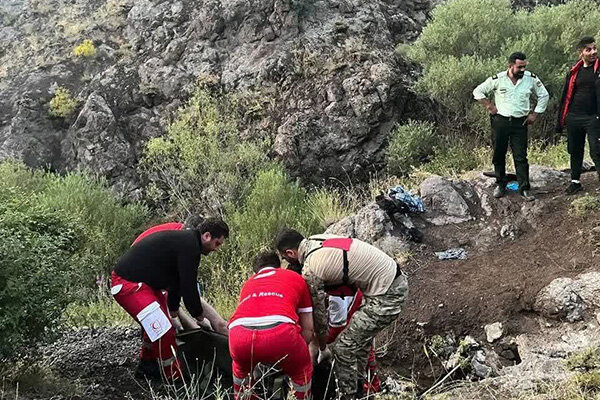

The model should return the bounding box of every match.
[493,185,506,198]
[565,182,583,195]
[520,190,535,202]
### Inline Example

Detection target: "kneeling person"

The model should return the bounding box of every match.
[228,252,314,400]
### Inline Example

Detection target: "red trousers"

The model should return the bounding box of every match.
[110,272,181,380]
[229,323,312,399]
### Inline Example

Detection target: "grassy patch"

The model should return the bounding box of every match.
[570,195,600,217]
[61,287,134,328]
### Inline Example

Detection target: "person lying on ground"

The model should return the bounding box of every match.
[131,217,228,335]
[276,229,408,400]
[228,251,314,400]
[110,217,229,381]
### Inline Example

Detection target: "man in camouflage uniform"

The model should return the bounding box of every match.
[276,229,408,398]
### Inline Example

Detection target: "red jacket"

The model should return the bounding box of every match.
[557,59,600,131]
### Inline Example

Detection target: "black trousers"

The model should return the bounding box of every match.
[491,115,530,191]
[566,113,600,181]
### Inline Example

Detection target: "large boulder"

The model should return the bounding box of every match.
[534,273,600,322]
[326,202,410,260]
[420,175,474,226]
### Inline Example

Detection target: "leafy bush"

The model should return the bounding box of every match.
[140,85,272,217]
[387,120,437,176]
[0,197,80,355]
[73,39,96,57]
[0,161,146,353]
[49,87,78,118]
[408,0,600,136]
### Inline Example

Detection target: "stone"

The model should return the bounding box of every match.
[529,165,568,189]
[420,175,473,225]
[532,273,600,322]
[485,322,504,343]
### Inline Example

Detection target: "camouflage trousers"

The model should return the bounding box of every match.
[331,273,409,397]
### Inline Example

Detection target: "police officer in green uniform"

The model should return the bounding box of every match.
[473,52,549,201]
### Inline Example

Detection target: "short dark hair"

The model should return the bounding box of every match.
[275,228,304,252]
[252,251,281,273]
[183,214,205,230]
[508,52,527,64]
[577,36,596,51]
[198,217,229,239]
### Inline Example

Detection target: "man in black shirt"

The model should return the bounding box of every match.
[557,36,600,194]
[110,218,229,381]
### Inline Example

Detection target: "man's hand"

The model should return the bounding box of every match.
[487,104,498,115]
[317,346,333,364]
[524,112,538,125]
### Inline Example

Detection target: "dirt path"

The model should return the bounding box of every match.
[389,173,600,384]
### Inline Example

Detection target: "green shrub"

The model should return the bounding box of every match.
[34,172,147,281]
[0,198,80,355]
[566,347,600,371]
[407,0,600,136]
[140,85,272,217]
[387,120,438,176]
[49,87,78,118]
[73,39,96,57]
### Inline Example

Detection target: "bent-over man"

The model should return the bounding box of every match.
[111,218,229,381]
[276,229,408,399]
[228,251,314,400]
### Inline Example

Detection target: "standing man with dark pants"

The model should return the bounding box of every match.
[473,52,549,201]
[557,36,600,194]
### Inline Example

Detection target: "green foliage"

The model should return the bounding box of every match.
[73,39,96,57]
[408,0,600,135]
[566,347,600,372]
[202,166,351,317]
[387,120,438,176]
[49,87,78,118]
[0,161,146,353]
[140,85,272,216]
[570,194,600,217]
[0,196,80,355]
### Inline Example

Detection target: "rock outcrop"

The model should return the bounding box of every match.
[0,0,435,194]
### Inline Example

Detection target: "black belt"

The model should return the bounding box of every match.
[243,322,283,330]
[495,114,526,122]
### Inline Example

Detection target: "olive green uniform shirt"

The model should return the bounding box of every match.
[473,70,549,117]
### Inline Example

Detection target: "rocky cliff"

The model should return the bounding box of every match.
[0,0,436,194]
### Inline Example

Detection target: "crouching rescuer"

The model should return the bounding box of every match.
[110,218,229,381]
[276,229,409,399]
[228,251,314,400]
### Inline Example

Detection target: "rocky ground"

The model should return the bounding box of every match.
[3,166,599,400]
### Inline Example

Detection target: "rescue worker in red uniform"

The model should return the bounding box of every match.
[130,218,228,335]
[110,218,229,381]
[228,251,314,400]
